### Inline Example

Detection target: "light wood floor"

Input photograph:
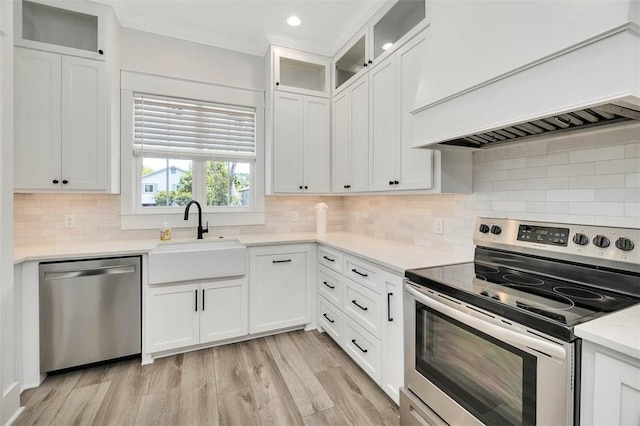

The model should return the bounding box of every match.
[16,330,399,426]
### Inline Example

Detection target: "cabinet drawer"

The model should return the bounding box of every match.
[344,279,381,338]
[318,296,343,347]
[319,246,343,273]
[344,255,381,294]
[318,266,342,308]
[344,317,381,383]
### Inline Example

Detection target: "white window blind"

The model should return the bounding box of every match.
[133,93,256,160]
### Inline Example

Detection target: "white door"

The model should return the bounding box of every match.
[349,75,370,192]
[147,283,200,353]
[381,273,404,404]
[397,32,433,190]
[200,278,248,344]
[303,96,330,193]
[14,48,62,190]
[273,92,304,193]
[369,55,398,192]
[61,55,108,190]
[332,90,351,193]
[249,250,307,334]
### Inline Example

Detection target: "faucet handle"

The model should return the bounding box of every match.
[203,221,209,234]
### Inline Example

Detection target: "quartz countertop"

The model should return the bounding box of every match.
[574,304,640,360]
[13,232,472,274]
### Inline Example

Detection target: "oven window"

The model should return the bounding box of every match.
[416,302,537,426]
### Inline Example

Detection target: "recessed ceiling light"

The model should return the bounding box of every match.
[382,42,393,51]
[287,16,302,27]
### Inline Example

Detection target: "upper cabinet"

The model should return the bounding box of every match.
[15,0,108,60]
[333,0,427,94]
[272,47,330,98]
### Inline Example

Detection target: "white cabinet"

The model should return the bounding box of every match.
[273,48,329,98]
[147,277,248,354]
[581,340,640,426]
[332,74,369,193]
[369,32,434,192]
[272,92,330,193]
[249,244,315,334]
[14,47,108,191]
[381,272,404,404]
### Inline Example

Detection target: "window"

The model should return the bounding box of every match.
[133,93,255,210]
[143,184,156,193]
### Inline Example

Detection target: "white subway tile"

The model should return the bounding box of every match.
[593,216,640,228]
[546,162,595,177]
[546,214,595,225]
[474,161,493,172]
[626,173,640,188]
[507,190,546,201]
[569,202,625,216]
[625,143,640,158]
[570,174,625,189]
[526,177,569,190]
[478,170,509,182]
[594,188,640,202]
[492,201,526,212]
[493,180,527,191]
[547,189,595,202]
[493,158,527,170]
[569,145,625,163]
[507,167,546,179]
[595,158,640,175]
[526,202,569,214]
[526,152,570,167]
[625,203,639,218]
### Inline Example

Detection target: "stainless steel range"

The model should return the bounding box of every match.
[401,218,640,426]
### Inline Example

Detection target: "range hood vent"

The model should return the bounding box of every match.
[411,22,640,150]
[442,103,639,149]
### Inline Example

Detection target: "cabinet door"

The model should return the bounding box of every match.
[591,350,640,425]
[397,32,433,191]
[273,92,304,193]
[61,55,108,190]
[332,90,351,193]
[369,55,399,192]
[303,96,330,193]
[381,273,404,404]
[147,283,200,353]
[14,48,62,190]
[200,278,248,344]
[274,51,330,98]
[349,75,370,192]
[249,250,308,334]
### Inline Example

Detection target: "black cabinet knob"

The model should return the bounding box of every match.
[368,59,373,64]
[98,49,104,55]
[572,233,589,246]
[276,82,280,86]
[346,185,351,189]
[479,224,490,234]
[593,235,610,248]
[615,237,634,252]
[304,185,308,189]
[394,180,399,185]
[363,63,368,67]
[490,225,502,235]
[62,180,69,184]
[389,181,394,185]
[299,185,303,189]
[52,179,59,184]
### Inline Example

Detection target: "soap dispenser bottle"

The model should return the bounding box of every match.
[160,222,172,241]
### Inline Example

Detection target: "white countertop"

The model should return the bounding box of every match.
[13,232,472,274]
[574,304,640,360]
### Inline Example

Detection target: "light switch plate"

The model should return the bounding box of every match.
[65,214,76,228]
[433,218,443,234]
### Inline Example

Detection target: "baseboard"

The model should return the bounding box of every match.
[2,381,21,426]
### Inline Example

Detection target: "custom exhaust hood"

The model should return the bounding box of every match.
[411,23,640,149]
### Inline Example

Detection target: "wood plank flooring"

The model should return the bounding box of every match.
[16,330,399,426]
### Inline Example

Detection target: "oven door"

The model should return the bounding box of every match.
[404,283,574,426]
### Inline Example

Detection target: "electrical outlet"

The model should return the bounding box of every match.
[65,214,76,229]
[433,218,444,235]
[291,211,299,222]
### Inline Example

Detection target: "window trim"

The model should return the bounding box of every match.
[120,71,265,230]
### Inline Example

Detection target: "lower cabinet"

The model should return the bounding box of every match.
[249,244,316,334]
[316,245,404,404]
[146,277,247,353]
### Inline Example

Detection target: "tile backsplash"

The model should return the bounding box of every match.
[14,123,639,254]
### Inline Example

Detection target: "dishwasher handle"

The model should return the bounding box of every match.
[43,265,136,281]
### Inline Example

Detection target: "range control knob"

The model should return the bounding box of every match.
[490,225,502,235]
[615,237,635,252]
[593,235,610,248]
[572,233,589,246]
[479,224,490,234]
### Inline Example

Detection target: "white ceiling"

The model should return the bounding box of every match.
[92,0,388,56]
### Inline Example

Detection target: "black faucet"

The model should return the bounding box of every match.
[183,200,208,239]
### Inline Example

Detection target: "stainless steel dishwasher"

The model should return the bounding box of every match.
[39,256,141,372]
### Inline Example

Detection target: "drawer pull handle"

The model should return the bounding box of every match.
[352,339,368,353]
[195,290,198,312]
[323,281,335,289]
[387,292,393,322]
[351,268,368,277]
[272,259,292,263]
[323,313,335,323]
[323,256,335,262]
[352,300,368,311]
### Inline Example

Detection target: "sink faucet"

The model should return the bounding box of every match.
[183,200,208,239]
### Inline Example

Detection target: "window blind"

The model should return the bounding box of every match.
[133,93,256,160]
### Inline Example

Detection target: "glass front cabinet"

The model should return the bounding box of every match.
[273,48,330,98]
[333,0,427,93]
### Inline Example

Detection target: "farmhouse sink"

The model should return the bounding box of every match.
[148,238,247,284]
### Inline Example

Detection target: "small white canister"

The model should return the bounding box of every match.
[315,202,328,235]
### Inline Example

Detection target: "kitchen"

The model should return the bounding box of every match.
[1,0,639,425]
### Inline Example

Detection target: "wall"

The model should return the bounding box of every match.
[343,123,640,256]
[14,196,344,246]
